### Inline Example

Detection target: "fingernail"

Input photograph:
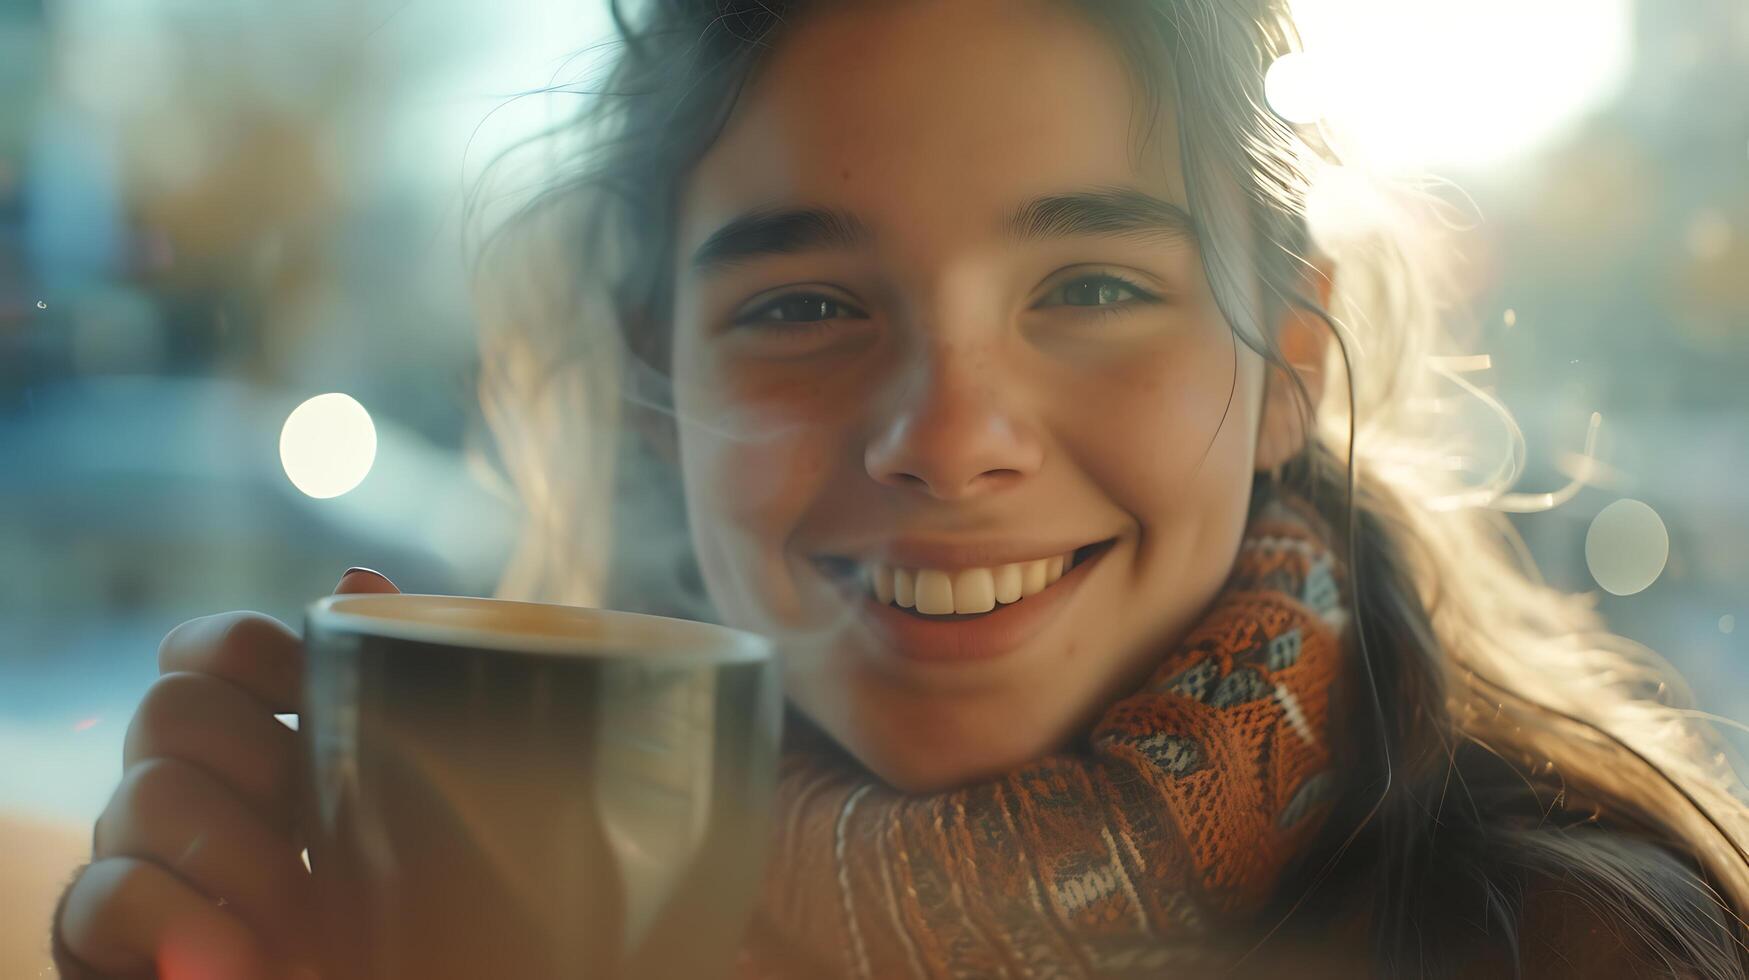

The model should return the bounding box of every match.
[335,568,394,595]
[337,566,394,591]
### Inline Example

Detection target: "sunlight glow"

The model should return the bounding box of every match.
[1303,162,1399,249]
[1283,0,1633,170]
[280,392,377,499]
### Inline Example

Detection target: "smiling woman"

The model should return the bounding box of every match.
[44,0,1749,973]
[665,2,1278,795]
[448,0,1749,977]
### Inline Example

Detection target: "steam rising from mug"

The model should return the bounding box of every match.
[604,349,874,656]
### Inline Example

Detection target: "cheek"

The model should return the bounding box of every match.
[683,410,830,528]
[675,385,843,629]
[1058,324,1264,505]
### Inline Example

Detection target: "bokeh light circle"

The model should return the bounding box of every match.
[280,393,377,499]
[1584,499,1670,597]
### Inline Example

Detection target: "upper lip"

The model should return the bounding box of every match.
[816,536,1114,571]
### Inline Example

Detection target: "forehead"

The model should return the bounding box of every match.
[678,0,1187,249]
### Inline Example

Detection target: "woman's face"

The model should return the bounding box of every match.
[669,0,1278,792]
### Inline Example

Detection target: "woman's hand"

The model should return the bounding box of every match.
[53,568,400,980]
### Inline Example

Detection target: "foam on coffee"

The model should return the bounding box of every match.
[319,594,768,662]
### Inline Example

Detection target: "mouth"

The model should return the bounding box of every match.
[811,537,1118,621]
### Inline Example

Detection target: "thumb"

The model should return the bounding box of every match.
[334,566,400,595]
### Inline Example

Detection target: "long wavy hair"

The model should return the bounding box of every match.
[461,1,1749,973]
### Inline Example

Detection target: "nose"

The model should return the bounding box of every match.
[863,341,1045,501]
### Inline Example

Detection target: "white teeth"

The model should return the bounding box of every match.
[952,568,996,614]
[994,563,1023,604]
[864,549,1083,615]
[914,569,954,615]
[873,566,894,605]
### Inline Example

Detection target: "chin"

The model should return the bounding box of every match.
[787,651,1105,794]
[849,724,1077,794]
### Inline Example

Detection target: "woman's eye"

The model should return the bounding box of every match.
[1043,273,1158,312]
[733,292,865,328]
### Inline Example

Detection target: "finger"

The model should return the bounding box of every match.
[154,570,399,716]
[95,757,315,961]
[123,671,300,833]
[159,612,303,714]
[60,857,280,980]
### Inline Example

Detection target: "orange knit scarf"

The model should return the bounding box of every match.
[737,489,1353,979]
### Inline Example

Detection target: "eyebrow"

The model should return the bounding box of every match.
[690,207,870,276]
[1006,186,1199,249]
[687,185,1198,275]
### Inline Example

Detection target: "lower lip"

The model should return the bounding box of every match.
[827,543,1113,664]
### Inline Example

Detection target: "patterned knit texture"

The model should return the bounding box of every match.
[736,490,1353,979]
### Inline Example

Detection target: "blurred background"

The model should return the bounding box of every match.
[1,0,1745,971]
